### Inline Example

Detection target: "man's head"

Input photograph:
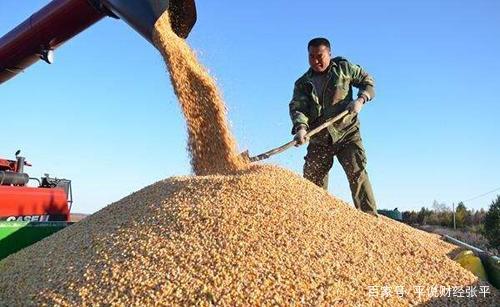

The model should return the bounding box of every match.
[308,37,331,73]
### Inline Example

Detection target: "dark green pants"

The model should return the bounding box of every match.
[303,129,377,214]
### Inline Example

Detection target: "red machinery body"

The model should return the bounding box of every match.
[0,152,71,222]
[0,186,69,222]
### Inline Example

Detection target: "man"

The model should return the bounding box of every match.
[289,37,377,215]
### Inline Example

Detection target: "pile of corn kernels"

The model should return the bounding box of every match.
[0,165,497,306]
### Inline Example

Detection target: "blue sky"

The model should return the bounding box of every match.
[1,0,499,213]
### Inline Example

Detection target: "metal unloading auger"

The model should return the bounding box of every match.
[242,110,349,162]
[0,0,197,84]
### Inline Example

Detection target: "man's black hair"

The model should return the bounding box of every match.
[307,37,331,50]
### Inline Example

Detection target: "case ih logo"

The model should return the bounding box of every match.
[4,215,50,222]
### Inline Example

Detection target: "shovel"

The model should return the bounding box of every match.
[242,110,349,163]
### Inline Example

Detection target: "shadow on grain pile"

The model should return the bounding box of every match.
[0,165,498,306]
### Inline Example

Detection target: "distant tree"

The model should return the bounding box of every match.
[417,207,432,225]
[439,211,453,227]
[456,202,468,228]
[409,211,419,224]
[402,211,419,224]
[464,208,475,227]
[402,211,411,223]
[483,195,500,249]
[433,200,448,213]
[470,209,487,234]
[427,211,439,225]
[433,201,452,227]
[473,208,487,225]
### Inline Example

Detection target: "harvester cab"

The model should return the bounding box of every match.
[0,150,72,222]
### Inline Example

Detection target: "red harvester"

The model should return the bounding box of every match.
[0,150,72,222]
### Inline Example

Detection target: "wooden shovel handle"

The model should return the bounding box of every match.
[249,110,349,162]
[304,110,349,138]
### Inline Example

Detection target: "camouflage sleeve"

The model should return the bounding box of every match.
[289,80,310,134]
[347,62,375,102]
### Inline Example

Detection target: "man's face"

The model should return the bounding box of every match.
[308,45,331,73]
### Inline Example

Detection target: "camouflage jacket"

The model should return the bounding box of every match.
[289,56,375,142]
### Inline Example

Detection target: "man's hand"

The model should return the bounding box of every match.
[294,126,308,147]
[346,97,365,114]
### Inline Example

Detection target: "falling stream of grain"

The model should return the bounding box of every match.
[152,13,247,175]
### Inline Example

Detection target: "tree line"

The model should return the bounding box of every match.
[402,195,500,250]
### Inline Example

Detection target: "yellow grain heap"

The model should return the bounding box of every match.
[152,13,247,176]
[0,165,497,306]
